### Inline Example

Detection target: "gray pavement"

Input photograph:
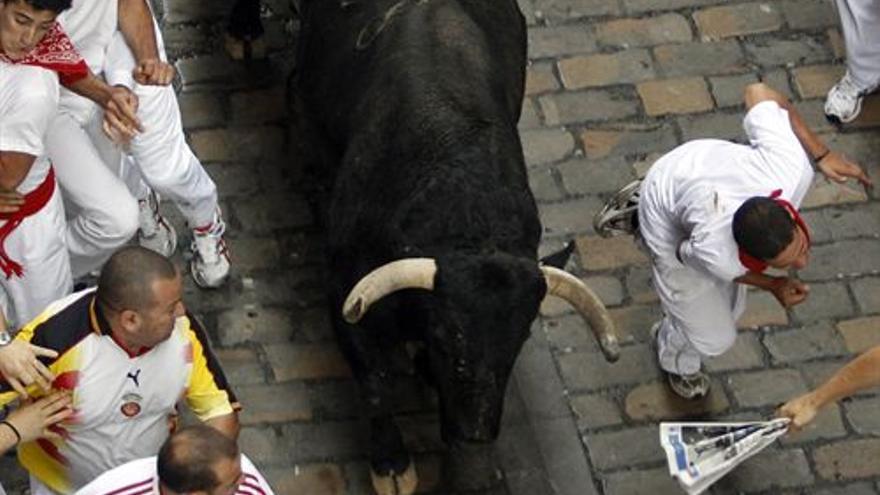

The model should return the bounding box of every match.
[4,0,880,493]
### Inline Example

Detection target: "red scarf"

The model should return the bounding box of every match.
[0,22,88,85]
[738,189,811,273]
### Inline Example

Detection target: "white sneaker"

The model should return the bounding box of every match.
[824,71,876,123]
[190,211,230,288]
[594,179,641,238]
[138,190,177,257]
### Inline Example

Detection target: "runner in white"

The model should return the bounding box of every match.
[597,83,871,399]
[75,425,273,495]
[51,0,230,287]
[824,0,880,122]
[0,0,90,330]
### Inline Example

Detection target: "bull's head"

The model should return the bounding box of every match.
[342,254,619,445]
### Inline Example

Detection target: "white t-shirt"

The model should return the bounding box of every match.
[0,62,58,193]
[639,100,814,282]
[73,454,275,495]
[56,0,118,121]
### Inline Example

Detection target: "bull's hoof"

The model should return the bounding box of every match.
[370,460,418,495]
[224,33,267,61]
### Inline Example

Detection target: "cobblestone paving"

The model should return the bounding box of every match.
[4,0,880,493]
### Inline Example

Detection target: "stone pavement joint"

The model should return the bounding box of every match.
[4,0,880,493]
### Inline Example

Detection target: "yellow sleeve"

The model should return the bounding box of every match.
[184,315,240,421]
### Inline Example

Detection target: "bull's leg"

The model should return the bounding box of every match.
[368,412,418,495]
[225,0,266,60]
[331,305,418,495]
[447,441,502,492]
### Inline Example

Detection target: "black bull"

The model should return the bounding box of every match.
[287,0,621,492]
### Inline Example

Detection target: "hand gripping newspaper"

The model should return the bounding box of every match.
[659,418,791,494]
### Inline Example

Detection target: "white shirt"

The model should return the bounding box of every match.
[0,62,58,194]
[639,100,814,282]
[74,454,275,495]
[56,0,118,121]
[58,1,117,75]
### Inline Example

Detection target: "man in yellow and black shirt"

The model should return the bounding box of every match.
[0,247,240,494]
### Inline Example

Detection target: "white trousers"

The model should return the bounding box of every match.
[103,29,218,228]
[0,186,72,332]
[650,254,747,375]
[638,181,747,375]
[48,30,218,277]
[836,0,880,90]
[46,108,138,278]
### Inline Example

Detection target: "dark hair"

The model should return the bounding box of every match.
[96,246,178,314]
[732,197,796,260]
[15,0,73,14]
[157,425,239,493]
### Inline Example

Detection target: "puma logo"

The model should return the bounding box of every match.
[127,369,142,387]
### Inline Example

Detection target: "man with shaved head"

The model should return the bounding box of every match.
[0,246,240,494]
[76,425,274,495]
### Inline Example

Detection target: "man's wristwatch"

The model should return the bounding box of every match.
[0,329,12,347]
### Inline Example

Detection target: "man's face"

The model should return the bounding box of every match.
[767,223,810,270]
[0,0,58,60]
[130,275,185,348]
[207,455,244,495]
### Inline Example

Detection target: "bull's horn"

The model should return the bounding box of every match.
[541,266,620,362]
[342,258,437,324]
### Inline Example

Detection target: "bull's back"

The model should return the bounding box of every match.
[298,0,527,137]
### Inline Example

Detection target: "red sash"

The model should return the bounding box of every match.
[0,22,88,85]
[0,169,56,279]
[738,189,811,273]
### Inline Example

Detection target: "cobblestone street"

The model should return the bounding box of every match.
[4,0,880,493]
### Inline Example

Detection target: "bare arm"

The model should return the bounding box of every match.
[118,0,159,63]
[780,346,880,430]
[204,412,240,441]
[0,392,74,455]
[743,83,871,186]
[118,0,174,85]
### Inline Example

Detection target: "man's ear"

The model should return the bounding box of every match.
[119,309,141,332]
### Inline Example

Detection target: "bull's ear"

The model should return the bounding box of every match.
[539,240,575,269]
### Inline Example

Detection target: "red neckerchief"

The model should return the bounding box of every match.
[738,189,811,273]
[0,22,88,85]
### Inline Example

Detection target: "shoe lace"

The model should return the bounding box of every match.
[138,192,160,238]
[193,217,226,264]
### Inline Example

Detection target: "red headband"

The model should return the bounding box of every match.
[737,189,811,273]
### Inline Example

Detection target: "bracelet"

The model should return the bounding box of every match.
[813,149,831,163]
[1,420,20,445]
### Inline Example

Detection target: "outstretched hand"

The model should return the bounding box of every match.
[770,276,810,308]
[102,85,143,144]
[6,391,73,444]
[777,392,820,432]
[0,339,58,397]
[817,150,872,189]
